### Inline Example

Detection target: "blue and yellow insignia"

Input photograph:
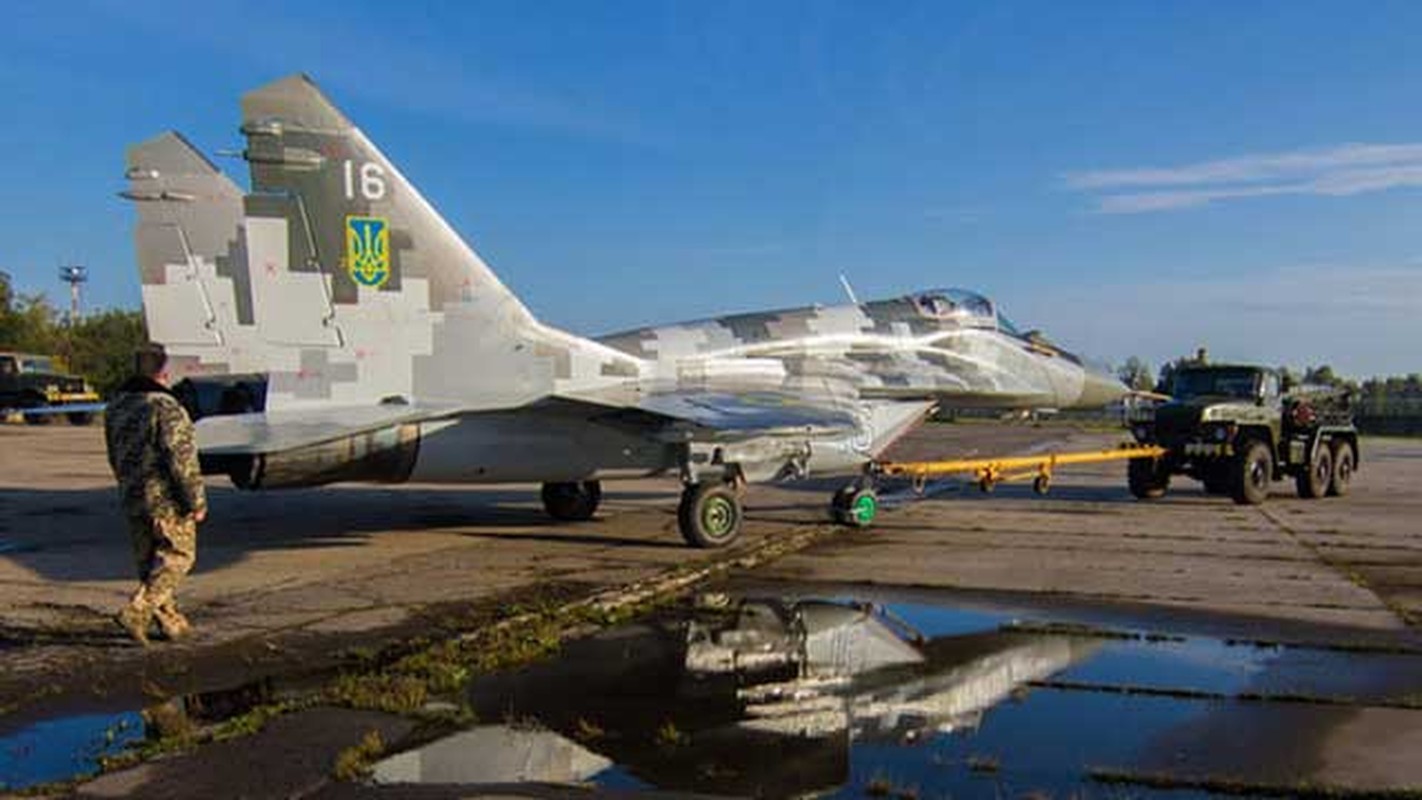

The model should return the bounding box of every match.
[345,216,390,288]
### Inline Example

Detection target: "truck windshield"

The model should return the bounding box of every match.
[20,356,53,373]
[1173,368,1260,400]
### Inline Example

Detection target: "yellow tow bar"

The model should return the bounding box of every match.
[875,443,1168,495]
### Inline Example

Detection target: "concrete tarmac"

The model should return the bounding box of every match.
[2,421,1420,795]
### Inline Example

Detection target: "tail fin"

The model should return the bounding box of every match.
[239,74,532,321]
[127,75,637,411]
[123,132,246,351]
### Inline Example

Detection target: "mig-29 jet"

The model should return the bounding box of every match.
[122,74,1125,548]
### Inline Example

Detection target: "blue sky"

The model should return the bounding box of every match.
[2,1,1419,377]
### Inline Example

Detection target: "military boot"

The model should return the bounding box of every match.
[154,605,192,641]
[115,605,151,646]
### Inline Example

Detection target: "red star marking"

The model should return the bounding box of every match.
[264,261,277,276]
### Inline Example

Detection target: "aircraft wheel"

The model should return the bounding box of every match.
[541,480,602,521]
[831,485,878,527]
[678,483,743,548]
[1032,475,1051,495]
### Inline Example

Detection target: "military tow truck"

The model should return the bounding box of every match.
[0,352,103,425]
[1126,364,1358,505]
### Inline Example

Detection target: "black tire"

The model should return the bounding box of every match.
[1231,439,1273,506]
[1328,440,1355,497]
[678,483,743,548]
[1128,457,1169,500]
[66,412,95,426]
[20,393,49,425]
[540,480,602,521]
[1295,442,1333,500]
[831,485,879,527]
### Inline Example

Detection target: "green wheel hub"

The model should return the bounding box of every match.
[702,495,737,536]
[850,493,878,526]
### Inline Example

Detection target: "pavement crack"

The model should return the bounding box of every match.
[1258,506,1418,629]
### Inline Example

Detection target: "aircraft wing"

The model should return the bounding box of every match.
[196,402,465,455]
[559,386,860,441]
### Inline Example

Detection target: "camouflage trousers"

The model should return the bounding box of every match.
[124,513,197,635]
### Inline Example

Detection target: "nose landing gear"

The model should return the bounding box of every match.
[830,481,879,527]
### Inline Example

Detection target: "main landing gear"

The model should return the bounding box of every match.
[541,480,602,521]
[678,481,745,549]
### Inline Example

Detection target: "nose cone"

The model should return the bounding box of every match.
[1076,370,1130,408]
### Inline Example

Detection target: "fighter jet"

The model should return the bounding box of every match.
[122,74,1126,548]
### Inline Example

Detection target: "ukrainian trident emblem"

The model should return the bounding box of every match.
[345,216,391,288]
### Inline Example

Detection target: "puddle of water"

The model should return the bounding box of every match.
[0,679,275,791]
[11,588,1422,794]
[0,712,143,791]
[369,590,1422,797]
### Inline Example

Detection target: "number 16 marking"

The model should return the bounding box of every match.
[342,160,387,201]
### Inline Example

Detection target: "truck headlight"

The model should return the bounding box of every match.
[1208,424,1235,442]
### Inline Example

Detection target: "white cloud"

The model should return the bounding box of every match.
[1065,143,1422,213]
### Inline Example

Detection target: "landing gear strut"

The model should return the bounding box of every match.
[677,481,744,549]
[541,480,602,521]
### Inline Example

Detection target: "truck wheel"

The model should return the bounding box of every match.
[1328,441,1355,497]
[1295,442,1332,500]
[1231,439,1273,506]
[1128,457,1169,500]
[19,393,49,425]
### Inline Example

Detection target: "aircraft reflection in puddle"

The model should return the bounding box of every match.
[371,593,1099,793]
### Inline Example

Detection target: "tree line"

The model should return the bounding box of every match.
[0,272,147,397]
[1115,352,1422,413]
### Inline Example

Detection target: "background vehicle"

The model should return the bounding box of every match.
[1127,364,1358,505]
[0,352,102,425]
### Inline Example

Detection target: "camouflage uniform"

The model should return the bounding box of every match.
[104,376,207,642]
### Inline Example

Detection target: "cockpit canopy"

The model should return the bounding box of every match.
[908,289,1022,335]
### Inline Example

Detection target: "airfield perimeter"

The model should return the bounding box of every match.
[2,421,1421,795]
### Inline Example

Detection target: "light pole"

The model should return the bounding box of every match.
[58,265,87,324]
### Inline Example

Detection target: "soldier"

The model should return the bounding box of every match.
[104,345,207,645]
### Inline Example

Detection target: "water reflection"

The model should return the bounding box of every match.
[372,726,612,784]
[373,593,1098,795]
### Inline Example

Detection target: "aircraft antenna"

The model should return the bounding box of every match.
[838,274,860,305]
